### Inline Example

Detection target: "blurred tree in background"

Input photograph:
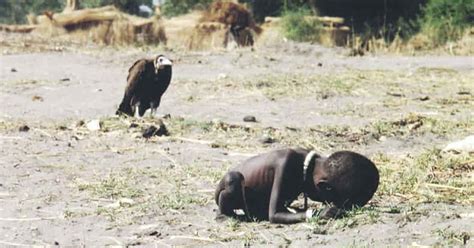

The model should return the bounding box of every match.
[81,0,152,15]
[420,0,474,45]
[0,0,471,46]
[161,0,213,17]
[0,0,64,24]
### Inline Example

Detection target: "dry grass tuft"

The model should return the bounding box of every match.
[374,149,473,205]
[187,22,228,50]
[24,6,167,46]
[200,0,261,34]
[186,1,261,50]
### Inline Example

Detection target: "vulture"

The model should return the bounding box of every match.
[116,55,173,117]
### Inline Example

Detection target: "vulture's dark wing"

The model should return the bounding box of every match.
[125,59,150,94]
[116,59,151,116]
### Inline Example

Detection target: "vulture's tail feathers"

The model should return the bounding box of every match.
[116,95,133,116]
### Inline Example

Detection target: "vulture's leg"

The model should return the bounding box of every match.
[149,102,156,118]
[138,104,148,117]
[149,99,160,118]
[134,104,141,118]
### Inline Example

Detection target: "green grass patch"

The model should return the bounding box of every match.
[74,164,215,225]
[420,0,474,46]
[76,168,144,199]
[373,149,473,204]
[161,0,212,17]
[280,9,323,42]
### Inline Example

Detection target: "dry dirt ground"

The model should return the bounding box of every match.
[0,32,473,247]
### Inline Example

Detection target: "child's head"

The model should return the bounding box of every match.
[311,151,379,209]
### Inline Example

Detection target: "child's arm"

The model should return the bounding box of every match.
[267,151,309,224]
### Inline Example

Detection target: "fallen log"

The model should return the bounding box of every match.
[36,5,120,27]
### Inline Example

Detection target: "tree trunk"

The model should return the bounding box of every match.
[63,0,80,13]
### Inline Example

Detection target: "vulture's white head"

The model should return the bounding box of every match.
[154,55,173,74]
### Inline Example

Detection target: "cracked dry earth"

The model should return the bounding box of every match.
[0,33,473,247]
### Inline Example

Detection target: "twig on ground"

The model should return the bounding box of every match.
[104,236,123,246]
[0,216,62,221]
[32,128,53,138]
[0,240,37,247]
[154,239,172,247]
[169,235,225,245]
[258,231,271,244]
[172,136,215,145]
[0,136,24,140]
[425,183,466,191]
[225,152,257,157]
[155,148,180,168]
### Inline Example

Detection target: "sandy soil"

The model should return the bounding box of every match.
[0,32,473,247]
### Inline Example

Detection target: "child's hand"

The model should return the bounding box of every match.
[319,205,345,219]
[305,208,315,220]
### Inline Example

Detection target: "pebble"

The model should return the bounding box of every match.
[259,136,275,144]
[243,115,257,122]
[19,125,30,132]
[86,120,101,131]
[142,122,168,138]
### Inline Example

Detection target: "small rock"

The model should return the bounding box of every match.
[408,122,423,131]
[86,120,101,131]
[54,241,59,246]
[71,135,83,140]
[259,136,275,144]
[19,125,30,132]
[443,135,474,153]
[317,62,323,67]
[145,230,161,237]
[243,115,257,122]
[387,92,405,97]
[57,125,67,131]
[129,123,139,128]
[31,95,44,102]
[285,126,298,132]
[142,121,168,138]
[76,120,85,127]
[11,68,17,72]
[417,96,430,101]
[60,78,70,82]
[118,198,134,206]
[217,73,228,80]
[105,198,135,209]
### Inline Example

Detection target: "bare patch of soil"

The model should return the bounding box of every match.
[0,32,473,246]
